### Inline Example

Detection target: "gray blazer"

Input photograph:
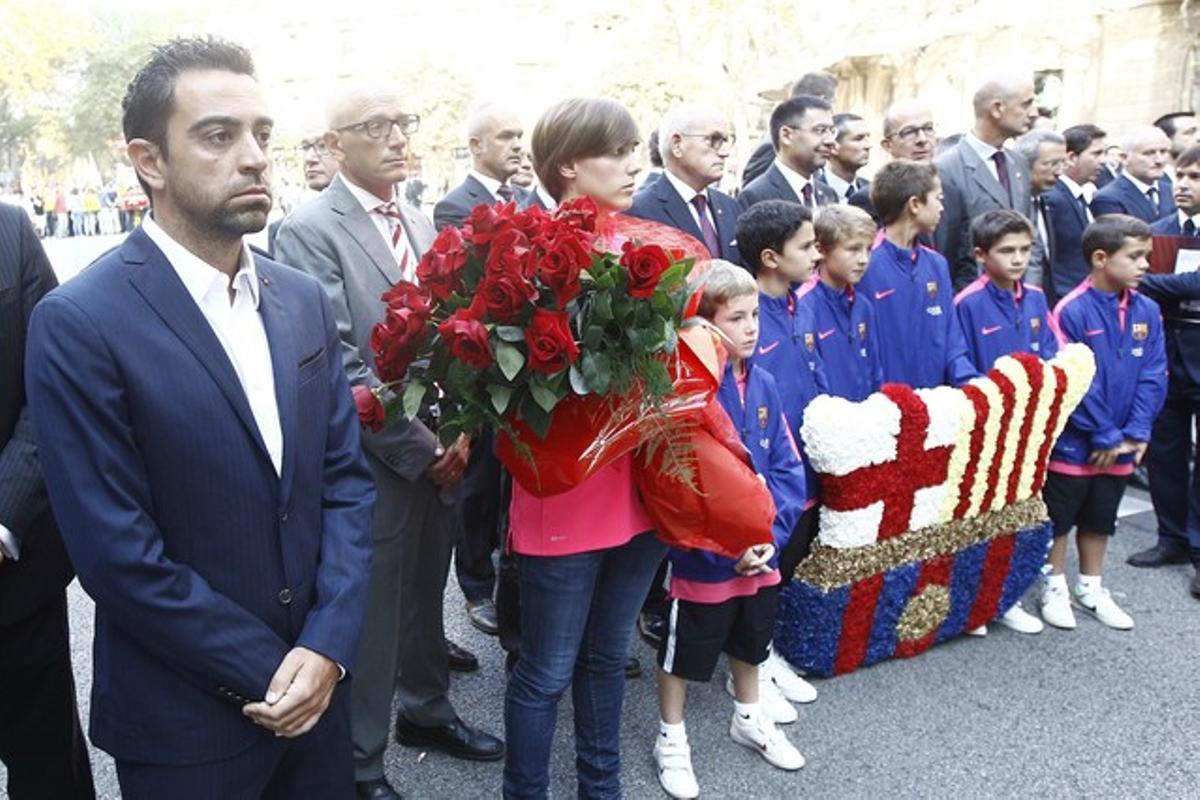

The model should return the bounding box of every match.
[934,139,1032,289]
[275,175,440,484]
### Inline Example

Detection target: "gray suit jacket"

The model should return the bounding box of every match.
[934,139,1032,290]
[274,175,441,486]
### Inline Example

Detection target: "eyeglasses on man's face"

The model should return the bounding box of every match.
[336,114,421,140]
[889,123,936,142]
[296,140,329,157]
[679,132,736,151]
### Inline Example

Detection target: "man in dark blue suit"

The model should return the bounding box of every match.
[25,38,375,798]
[1091,126,1176,223]
[1042,124,1107,304]
[1014,129,1067,293]
[739,94,839,212]
[818,112,871,202]
[0,202,95,799]
[741,71,839,186]
[627,104,741,264]
[1130,146,1200,595]
[433,104,524,232]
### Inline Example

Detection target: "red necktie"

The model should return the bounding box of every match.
[375,202,411,277]
[991,152,1012,206]
[801,182,814,208]
[690,194,721,257]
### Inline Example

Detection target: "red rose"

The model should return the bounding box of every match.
[620,241,672,298]
[416,227,469,301]
[511,204,551,240]
[524,308,580,375]
[463,202,510,246]
[438,310,494,370]
[371,306,429,382]
[484,228,534,278]
[352,384,387,432]
[380,280,432,316]
[479,270,539,323]
[535,229,591,307]
[553,196,599,233]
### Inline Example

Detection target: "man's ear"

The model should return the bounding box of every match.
[125,138,166,194]
[323,131,346,163]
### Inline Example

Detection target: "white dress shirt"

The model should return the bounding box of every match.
[773,158,816,206]
[662,168,716,231]
[822,169,854,202]
[338,174,418,280]
[0,523,18,560]
[1059,175,1094,222]
[468,169,506,201]
[143,215,283,476]
[1124,171,1155,196]
[534,184,557,210]
[965,132,1003,183]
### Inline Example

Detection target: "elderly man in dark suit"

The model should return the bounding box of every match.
[1042,124,1107,304]
[739,94,838,211]
[26,38,375,799]
[1091,125,1176,223]
[0,202,95,799]
[1014,129,1067,292]
[434,104,524,231]
[275,85,504,800]
[628,104,741,263]
[934,75,1037,289]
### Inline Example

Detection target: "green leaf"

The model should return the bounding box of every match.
[594,291,613,321]
[651,290,676,317]
[401,380,427,420]
[495,325,525,343]
[529,380,559,413]
[657,261,688,293]
[584,324,605,349]
[569,364,590,395]
[488,383,514,415]
[519,394,553,439]
[495,341,525,381]
[581,351,612,394]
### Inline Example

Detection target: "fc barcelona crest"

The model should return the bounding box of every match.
[1030,317,1041,332]
[926,281,938,299]
[758,406,769,429]
[804,332,816,352]
[858,321,868,340]
[1132,322,1149,341]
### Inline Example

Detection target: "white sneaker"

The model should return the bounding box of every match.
[997,603,1044,634]
[653,735,700,799]
[725,673,797,724]
[964,624,988,637]
[729,711,805,771]
[1040,582,1077,630]
[1074,585,1134,630]
[765,649,818,704]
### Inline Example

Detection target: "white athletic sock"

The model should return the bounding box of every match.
[733,700,759,721]
[1045,572,1068,592]
[1076,574,1102,595]
[659,719,686,741]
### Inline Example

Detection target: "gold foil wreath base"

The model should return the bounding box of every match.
[795,497,1048,591]
[895,585,952,641]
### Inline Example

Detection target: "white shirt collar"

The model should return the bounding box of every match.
[338,172,399,214]
[468,169,506,200]
[1059,174,1087,199]
[663,167,707,205]
[1177,209,1200,228]
[142,213,259,309]
[822,169,852,200]
[773,158,812,198]
[1124,172,1155,194]
[534,183,557,210]
[965,131,1001,164]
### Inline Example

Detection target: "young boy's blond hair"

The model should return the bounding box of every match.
[694,260,758,319]
[814,204,876,250]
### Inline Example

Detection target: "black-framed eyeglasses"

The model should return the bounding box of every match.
[888,123,936,141]
[336,114,420,140]
[295,140,329,157]
[680,132,736,150]
[785,123,836,139]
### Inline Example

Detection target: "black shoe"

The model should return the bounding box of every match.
[445,638,479,672]
[466,599,499,635]
[638,611,664,647]
[625,656,642,679]
[1190,570,1200,599]
[1126,544,1190,568]
[505,650,519,673]
[395,716,505,761]
[355,777,402,800]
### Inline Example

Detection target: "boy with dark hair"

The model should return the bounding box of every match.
[1043,124,1108,304]
[861,160,978,388]
[1041,215,1168,630]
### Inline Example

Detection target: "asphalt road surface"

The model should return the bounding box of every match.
[2,232,1195,799]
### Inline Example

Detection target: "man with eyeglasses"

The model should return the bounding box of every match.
[267,134,339,256]
[739,94,838,212]
[934,75,1037,290]
[848,99,936,224]
[1014,128,1067,292]
[742,71,839,186]
[627,104,742,264]
[818,113,871,203]
[275,86,504,800]
[434,103,525,231]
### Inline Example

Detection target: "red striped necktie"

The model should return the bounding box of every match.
[375,202,411,277]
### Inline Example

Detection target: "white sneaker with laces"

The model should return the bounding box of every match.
[1040,582,1077,630]
[964,624,988,637]
[653,735,700,799]
[729,711,805,771]
[765,649,818,704]
[1074,585,1134,630]
[724,673,797,724]
[997,603,1045,634]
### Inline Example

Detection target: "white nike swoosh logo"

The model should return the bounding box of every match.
[981,325,1002,335]
[874,289,896,300]
[817,329,835,340]
[758,341,780,355]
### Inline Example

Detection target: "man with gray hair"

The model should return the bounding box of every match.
[934,75,1037,289]
[1091,125,1176,223]
[434,103,524,231]
[1014,128,1067,291]
[627,104,741,263]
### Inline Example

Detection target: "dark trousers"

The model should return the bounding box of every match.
[495,467,521,657]
[778,506,820,587]
[116,687,352,800]
[456,430,502,603]
[1147,390,1200,563]
[0,593,94,800]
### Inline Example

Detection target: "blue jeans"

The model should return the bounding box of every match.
[503,531,666,799]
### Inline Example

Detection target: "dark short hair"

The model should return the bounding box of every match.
[122,36,256,196]
[1082,214,1152,265]
[870,160,939,225]
[1154,111,1195,138]
[832,112,864,141]
[1176,144,1200,170]
[790,71,838,102]
[735,199,812,275]
[647,129,663,168]
[531,98,638,202]
[1062,123,1107,156]
[769,94,832,150]
[972,209,1033,252]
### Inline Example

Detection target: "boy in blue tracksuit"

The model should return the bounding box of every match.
[804,204,884,400]
[860,160,979,388]
[1041,214,1168,633]
[653,262,808,796]
[955,209,1059,371]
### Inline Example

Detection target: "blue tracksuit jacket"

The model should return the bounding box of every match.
[954,275,1059,371]
[800,279,883,400]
